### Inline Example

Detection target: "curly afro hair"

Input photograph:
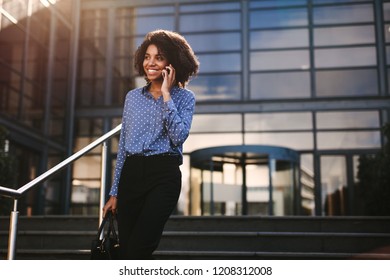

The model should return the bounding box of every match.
[134,29,199,87]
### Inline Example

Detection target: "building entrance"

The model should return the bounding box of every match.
[189,145,301,216]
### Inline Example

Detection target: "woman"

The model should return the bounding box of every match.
[103,29,199,259]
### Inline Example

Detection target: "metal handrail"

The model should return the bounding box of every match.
[0,123,122,260]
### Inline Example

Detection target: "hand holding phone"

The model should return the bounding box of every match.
[161,64,175,100]
[162,66,171,79]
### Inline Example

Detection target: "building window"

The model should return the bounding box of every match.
[250,72,311,99]
[315,69,378,97]
[316,110,381,149]
[313,2,377,97]
[180,1,242,101]
[249,2,309,100]
[249,8,308,28]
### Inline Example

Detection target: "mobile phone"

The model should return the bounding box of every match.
[162,67,170,79]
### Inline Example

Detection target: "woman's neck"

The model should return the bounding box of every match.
[148,81,163,99]
[149,80,163,91]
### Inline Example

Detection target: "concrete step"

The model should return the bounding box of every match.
[2,248,390,260]
[0,215,98,231]
[165,216,390,233]
[1,215,390,233]
[2,230,389,252]
[158,231,390,254]
[0,215,389,260]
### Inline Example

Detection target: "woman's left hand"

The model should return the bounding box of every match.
[161,64,176,101]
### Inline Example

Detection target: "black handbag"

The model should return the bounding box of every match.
[90,212,120,260]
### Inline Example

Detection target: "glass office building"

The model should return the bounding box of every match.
[0,0,389,216]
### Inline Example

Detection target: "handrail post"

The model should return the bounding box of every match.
[0,124,121,259]
[99,141,107,229]
[7,199,19,260]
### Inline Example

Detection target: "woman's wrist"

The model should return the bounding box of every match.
[162,92,171,102]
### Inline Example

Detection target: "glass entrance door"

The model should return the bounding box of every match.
[189,145,301,216]
[320,153,366,216]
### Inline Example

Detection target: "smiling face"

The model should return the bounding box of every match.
[143,44,169,83]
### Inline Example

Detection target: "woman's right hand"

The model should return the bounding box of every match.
[102,196,117,217]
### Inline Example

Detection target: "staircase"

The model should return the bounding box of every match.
[1,215,390,260]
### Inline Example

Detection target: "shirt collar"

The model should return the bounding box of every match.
[142,83,179,96]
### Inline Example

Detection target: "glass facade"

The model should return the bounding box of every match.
[0,0,74,214]
[0,0,389,216]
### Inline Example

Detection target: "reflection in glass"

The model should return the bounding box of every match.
[180,2,240,12]
[250,72,310,99]
[383,3,390,21]
[314,25,375,46]
[300,153,315,215]
[180,12,240,32]
[387,46,390,65]
[78,79,105,106]
[201,167,242,215]
[73,154,102,178]
[77,118,103,136]
[321,156,347,216]
[250,29,308,49]
[316,69,378,96]
[191,114,242,133]
[185,133,243,152]
[250,8,307,28]
[385,25,390,43]
[388,68,390,95]
[115,14,133,39]
[80,10,107,38]
[251,50,309,71]
[112,76,132,105]
[187,74,241,100]
[0,87,19,118]
[250,0,307,8]
[190,166,202,215]
[189,146,300,216]
[315,47,376,68]
[245,112,312,131]
[272,160,295,215]
[136,6,174,15]
[79,59,106,79]
[313,4,374,24]
[79,39,106,59]
[317,111,379,129]
[113,57,131,80]
[186,33,241,52]
[71,179,101,214]
[51,21,71,140]
[353,155,360,185]
[246,164,270,215]
[0,24,25,72]
[2,0,28,27]
[30,16,50,44]
[135,16,174,35]
[245,132,314,150]
[197,54,241,73]
[317,131,381,149]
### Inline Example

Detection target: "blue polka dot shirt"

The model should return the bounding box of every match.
[109,85,196,196]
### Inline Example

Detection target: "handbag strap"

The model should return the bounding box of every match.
[108,212,119,241]
[97,213,110,240]
[97,212,119,241]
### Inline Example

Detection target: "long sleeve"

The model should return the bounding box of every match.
[163,93,195,147]
[108,100,128,197]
